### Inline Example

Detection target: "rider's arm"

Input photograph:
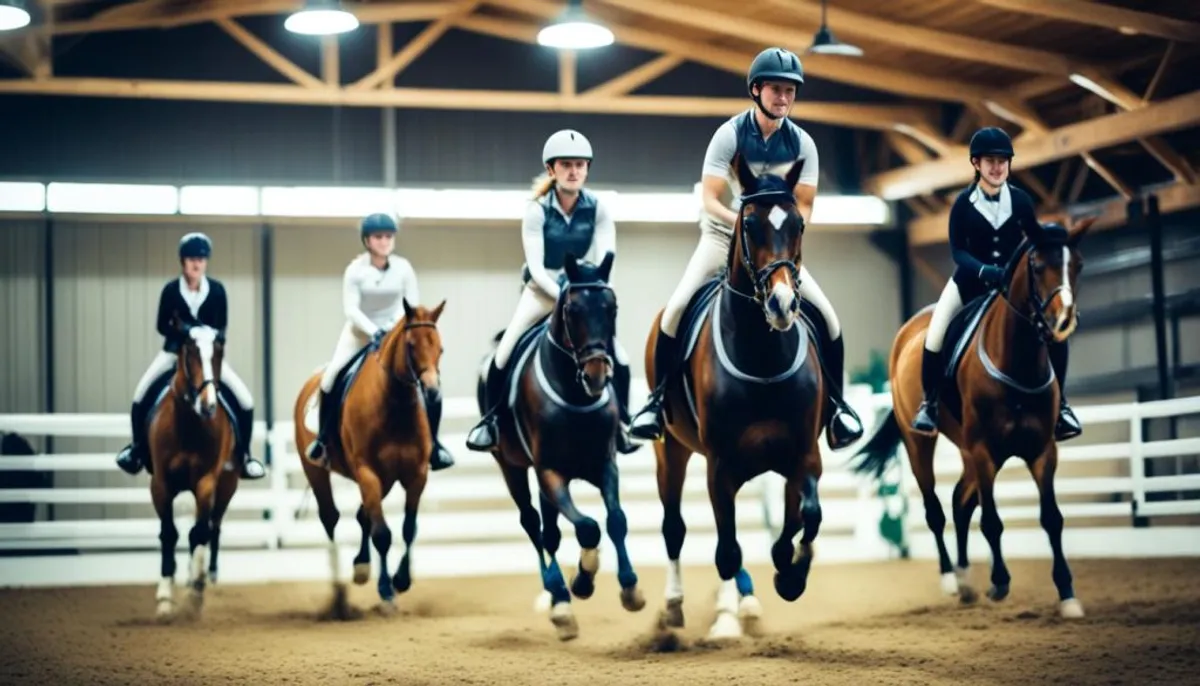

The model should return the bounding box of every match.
[700,123,739,228]
[948,192,986,276]
[341,262,380,338]
[522,200,562,299]
[1011,186,1045,243]
[210,280,228,336]
[792,129,821,226]
[156,282,174,339]
[592,197,616,278]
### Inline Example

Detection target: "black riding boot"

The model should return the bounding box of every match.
[824,334,864,450]
[466,360,507,452]
[612,359,639,454]
[425,386,455,470]
[1049,341,1081,441]
[911,347,942,434]
[306,390,334,464]
[234,406,266,480]
[115,400,149,476]
[630,332,679,441]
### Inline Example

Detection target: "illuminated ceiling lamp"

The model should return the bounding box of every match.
[807,0,862,57]
[0,1,32,31]
[284,0,360,36]
[537,0,614,50]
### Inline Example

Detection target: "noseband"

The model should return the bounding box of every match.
[736,189,803,304]
[1000,245,1073,344]
[550,280,615,389]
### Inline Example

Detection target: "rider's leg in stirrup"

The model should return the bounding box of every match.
[117,351,176,476]
[611,340,639,454]
[306,324,363,465]
[913,279,963,435]
[797,267,862,450]
[222,362,266,480]
[1049,339,1081,441]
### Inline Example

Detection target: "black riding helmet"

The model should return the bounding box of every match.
[747,47,804,120]
[969,127,1015,160]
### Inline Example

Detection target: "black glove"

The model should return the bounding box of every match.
[979,265,1005,287]
[370,329,387,347]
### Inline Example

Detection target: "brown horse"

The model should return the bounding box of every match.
[293,300,446,614]
[852,217,1095,619]
[148,317,239,621]
[478,252,645,641]
[643,155,829,640]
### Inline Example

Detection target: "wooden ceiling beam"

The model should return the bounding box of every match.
[866,88,1200,199]
[0,76,927,129]
[558,50,576,97]
[214,17,324,89]
[581,54,684,98]
[975,0,1200,44]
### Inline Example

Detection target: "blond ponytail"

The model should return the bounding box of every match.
[531,172,556,200]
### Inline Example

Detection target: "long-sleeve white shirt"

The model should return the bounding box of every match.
[342,252,420,337]
[521,191,616,300]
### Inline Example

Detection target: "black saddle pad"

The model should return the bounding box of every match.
[677,276,724,364]
[321,340,380,454]
[142,368,245,452]
[932,291,997,425]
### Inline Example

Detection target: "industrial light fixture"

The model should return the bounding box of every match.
[284,0,359,36]
[808,0,862,57]
[537,0,614,50]
[0,0,32,31]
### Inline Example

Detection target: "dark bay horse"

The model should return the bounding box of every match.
[478,252,644,641]
[852,217,1095,619]
[643,155,829,640]
[293,300,446,615]
[149,317,239,620]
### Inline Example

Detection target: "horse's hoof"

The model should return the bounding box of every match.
[663,597,685,628]
[156,600,174,621]
[570,571,595,600]
[533,590,553,613]
[958,584,979,605]
[186,589,204,616]
[940,572,959,596]
[1060,598,1085,619]
[550,602,578,641]
[706,611,742,641]
[773,570,806,602]
[987,583,1010,602]
[620,586,646,612]
[377,600,398,617]
[392,569,412,595]
[738,595,763,637]
[352,563,370,585]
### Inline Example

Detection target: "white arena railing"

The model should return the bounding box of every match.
[0,384,1198,589]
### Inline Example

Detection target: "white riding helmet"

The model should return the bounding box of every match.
[542,129,593,165]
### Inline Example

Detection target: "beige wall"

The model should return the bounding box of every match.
[0,220,45,416]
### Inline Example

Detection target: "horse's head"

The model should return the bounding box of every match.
[732,153,808,332]
[171,314,223,419]
[399,299,446,393]
[1009,216,1094,344]
[554,251,617,398]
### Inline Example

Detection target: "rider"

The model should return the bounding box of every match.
[115,232,267,480]
[303,213,455,471]
[465,128,638,455]
[629,47,864,450]
[909,126,1082,441]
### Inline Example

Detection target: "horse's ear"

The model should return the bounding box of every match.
[1068,215,1096,247]
[430,298,446,322]
[562,251,580,282]
[597,251,614,282]
[733,154,757,198]
[402,297,414,320]
[785,157,806,190]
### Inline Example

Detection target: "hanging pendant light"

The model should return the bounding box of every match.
[285,0,359,36]
[808,0,862,57]
[0,1,32,31]
[537,0,614,50]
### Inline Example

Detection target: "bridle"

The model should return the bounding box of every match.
[999,242,1074,344]
[548,279,615,390]
[177,336,221,408]
[734,188,804,305]
[377,319,440,389]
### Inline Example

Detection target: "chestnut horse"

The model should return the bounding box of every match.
[149,318,240,620]
[293,300,446,614]
[478,252,645,641]
[643,155,830,640]
[852,217,1094,619]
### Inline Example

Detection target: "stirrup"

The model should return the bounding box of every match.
[465,414,499,452]
[910,399,938,435]
[115,444,144,476]
[240,458,267,480]
[826,402,863,451]
[629,391,666,441]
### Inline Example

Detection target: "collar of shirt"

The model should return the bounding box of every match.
[177,275,210,317]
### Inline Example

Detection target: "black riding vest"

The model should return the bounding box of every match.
[540,189,597,270]
[734,109,804,180]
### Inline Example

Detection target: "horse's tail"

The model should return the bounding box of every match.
[849,409,902,479]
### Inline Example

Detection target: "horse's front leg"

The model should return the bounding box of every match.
[537,468,601,601]
[598,459,645,612]
[706,457,749,640]
[150,471,178,621]
[185,470,219,615]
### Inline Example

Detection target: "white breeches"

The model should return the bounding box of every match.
[493,283,630,370]
[660,226,841,340]
[133,350,254,409]
[925,279,964,353]
[321,322,370,393]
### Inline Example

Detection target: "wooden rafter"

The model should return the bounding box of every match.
[322,36,338,87]
[215,18,323,89]
[581,54,684,98]
[558,51,576,97]
[975,0,1200,44]
[866,88,1200,199]
[352,1,480,91]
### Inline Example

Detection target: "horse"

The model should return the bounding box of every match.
[477,252,645,641]
[643,154,833,640]
[851,216,1095,619]
[148,316,240,620]
[292,299,446,615]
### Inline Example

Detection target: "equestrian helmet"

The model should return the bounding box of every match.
[360,213,398,238]
[747,47,804,95]
[969,127,1015,160]
[178,232,213,259]
[542,129,593,165]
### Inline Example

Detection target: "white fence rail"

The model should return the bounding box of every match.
[1,384,1198,588]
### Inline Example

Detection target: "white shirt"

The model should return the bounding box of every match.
[342,253,420,337]
[521,190,616,300]
[178,276,210,318]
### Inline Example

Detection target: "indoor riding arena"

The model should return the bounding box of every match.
[2,1,1199,684]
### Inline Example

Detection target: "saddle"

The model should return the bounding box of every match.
[318,338,382,456]
[926,290,998,425]
[141,369,246,470]
[485,315,551,419]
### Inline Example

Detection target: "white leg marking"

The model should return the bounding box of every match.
[327,540,341,585]
[707,579,743,640]
[664,559,683,602]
